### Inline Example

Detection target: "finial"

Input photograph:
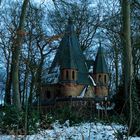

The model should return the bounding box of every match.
[99,37,102,48]
[68,16,73,24]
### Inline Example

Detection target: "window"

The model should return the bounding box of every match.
[56,90,60,97]
[72,70,75,80]
[104,75,107,83]
[66,70,69,79]
[61,70,64,80]
[45,90,51,99]
[98,75,101,80]
[98,74,102,83]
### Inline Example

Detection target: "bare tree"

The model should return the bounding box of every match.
[121,0,140,136]
[0,1,21,105]
[47,0,100,51]
[11,0,29,110]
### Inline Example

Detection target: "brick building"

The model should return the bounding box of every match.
[41,18,109,103]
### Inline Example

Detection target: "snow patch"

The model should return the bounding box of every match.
[1,121,139,140]
[89,75,96,86]
[79,86,88,97]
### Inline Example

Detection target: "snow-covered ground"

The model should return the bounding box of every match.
[0,121,140,140]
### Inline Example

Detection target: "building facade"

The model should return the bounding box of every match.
[41,19,109,103]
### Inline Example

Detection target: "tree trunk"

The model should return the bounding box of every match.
[122,0,132,131]
[122,0,133,100]
[11,0,29,110]
[28,70,36,106]
[114,47,119,91]
[121,0,140,136]
[5,61,12,105]
[22,64,29,107]
[36,55,44,96]
[4,48,12,105]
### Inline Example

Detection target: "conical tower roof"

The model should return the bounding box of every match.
[49,18,90,84]
[58,18,78,69]
[93,46,108,74]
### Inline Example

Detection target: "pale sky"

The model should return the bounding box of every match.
[29,0,55,8]
[0,0,54,7]
[33,0,55,9]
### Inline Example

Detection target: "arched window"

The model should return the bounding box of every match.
[98,75,102,84]
[98,74,101,80]
[45,90,51,99]
[104,75,107,83]
[72,70,75,80]
[66,70,69,79]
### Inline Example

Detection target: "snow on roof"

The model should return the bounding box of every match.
[88,66,93,73]
[79,86,88,97]
[89,75,96,86]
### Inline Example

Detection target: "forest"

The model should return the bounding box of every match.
[0,0,140,139]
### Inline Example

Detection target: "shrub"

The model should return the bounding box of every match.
[0,105,40,134]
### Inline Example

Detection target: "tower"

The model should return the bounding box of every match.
[59,18,78,84]
[41,18,93,100]
[93,46,109,97]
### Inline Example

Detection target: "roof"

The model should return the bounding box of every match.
[86,60,94,69]
[93,46,108,74]
[46,18,91,85]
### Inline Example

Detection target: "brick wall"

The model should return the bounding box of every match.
[41,83,95,101]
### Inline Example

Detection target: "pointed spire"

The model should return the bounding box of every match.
[60,17,77,69]
[68,16,73,24]
[93,46,108,74]
[48,16,91,84]
[65,17,74,34]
